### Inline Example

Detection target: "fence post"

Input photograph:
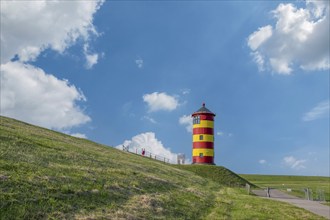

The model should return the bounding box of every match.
[306,188,310,200]
[318,189,325,202]
[308,188,310,200]
[246,183,250,195]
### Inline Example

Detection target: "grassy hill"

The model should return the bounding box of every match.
[0,116,326,219]
[173,165,255,188]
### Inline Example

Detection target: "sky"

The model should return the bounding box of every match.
[1,0,329,176]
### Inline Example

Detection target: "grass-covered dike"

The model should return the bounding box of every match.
[0,116,327,219]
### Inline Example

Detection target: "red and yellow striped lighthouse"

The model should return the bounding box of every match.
[192,103,216,165]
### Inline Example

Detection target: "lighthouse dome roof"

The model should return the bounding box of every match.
[192,103,216,116]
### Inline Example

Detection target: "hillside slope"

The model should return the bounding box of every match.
[0,116,325,219]
[174,165,255,188]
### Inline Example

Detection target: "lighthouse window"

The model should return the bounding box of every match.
[199,135,203,140]
[193,116,200,124]
[199,153,203,158]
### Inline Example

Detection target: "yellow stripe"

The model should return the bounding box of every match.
[192,149,214,157]
[193,120,214,128]
[193,134,214,142]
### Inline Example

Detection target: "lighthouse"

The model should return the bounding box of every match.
[192,103,216,165]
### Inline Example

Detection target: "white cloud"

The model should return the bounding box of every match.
[181,88,191,95]
[70,133,87,139]
[269,58,292,74]
[283,156,306,170]
[302,100,329,121]
[0,1,103,130]
[259,159,267,164]
[135,58,143,69]
[0,61,91,130]
[142,116,157,124]
[0,0,104,64]
[251,51,266,72]
[247,25,273,51]
[179,115,192,132]
[85,53,99,69]
[116,132,178,163]
[84,44,99,69]
[143,92,179,112]
[308,0,329,18]
[216,131,233,137]
[247,1,329,74]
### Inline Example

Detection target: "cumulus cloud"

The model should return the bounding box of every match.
[247,0,329,74]
[0,1,103,130]
[0,0,104,63]
[302,100,329,121]
[283,156,306,170]
[248,25,273,51]
[0,62,91,130]
[143,92,179,112]
[259,159,267,164]
[116,132,178,163]
[179,115,192,132]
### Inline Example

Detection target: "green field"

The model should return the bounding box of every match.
[240,174,330,203]
[0,116,326,219]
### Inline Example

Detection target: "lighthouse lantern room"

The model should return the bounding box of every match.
[191,103,216,165]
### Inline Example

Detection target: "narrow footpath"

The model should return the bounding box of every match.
[252,189,330,219]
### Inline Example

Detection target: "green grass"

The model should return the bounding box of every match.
[173,164,255,188]
[240,174,330,202]
[206,187,325,220]
[0,116,326,219]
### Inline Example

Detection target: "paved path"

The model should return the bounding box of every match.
[252,189,330,219]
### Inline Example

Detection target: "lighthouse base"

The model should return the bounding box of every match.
[192,156,215,165]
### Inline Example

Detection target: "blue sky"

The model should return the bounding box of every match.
[1,0,329,176]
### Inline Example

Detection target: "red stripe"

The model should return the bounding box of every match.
[193,142,214,149]
[199,115,214,120]
[193,127,213,135]
[192,156,214,164]
[192,112,215,117]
